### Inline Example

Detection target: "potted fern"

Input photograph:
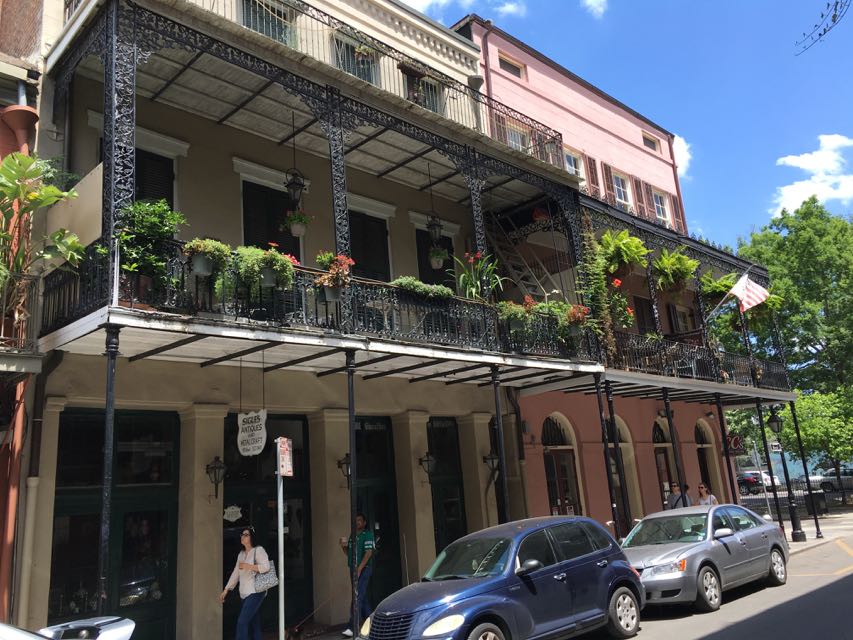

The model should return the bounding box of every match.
[285,209,311,238]
[598,229,651,277]
[233,245,296,291]
[183,237,232,277]
[653,247,699,293]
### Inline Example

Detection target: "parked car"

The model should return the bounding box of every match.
[361,517,644,640]
[741,470,780,489]
[621,505,788,612]
[0,616,135,640]
[736,474,761,495]
[800,468,853,492]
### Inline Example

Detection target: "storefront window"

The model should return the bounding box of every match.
[118,510,171,608]
[224,415,306,482]
[48,513,100,618]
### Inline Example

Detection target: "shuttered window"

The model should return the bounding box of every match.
[633,296,656,334]
[135,149,174,207]
[350,211,390,281]
[242,181,300,258]
[415,229,454,287]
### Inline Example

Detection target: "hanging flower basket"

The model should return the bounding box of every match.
[285,210,311,238]
[191,254,214,277]
[323,285,342,302]
[289,222,306,238]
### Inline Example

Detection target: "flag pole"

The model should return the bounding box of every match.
[703,265,753,325]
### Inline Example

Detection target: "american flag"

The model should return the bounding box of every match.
[728,273,770,312]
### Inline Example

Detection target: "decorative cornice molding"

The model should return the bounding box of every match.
[87,110,190,158]
[348,192,397,219]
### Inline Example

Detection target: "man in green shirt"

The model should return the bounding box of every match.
[341,513,374,637]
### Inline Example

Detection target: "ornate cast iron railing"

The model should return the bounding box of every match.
[0,272,40,355]
[136,0,564,167]
[613,331,789,391]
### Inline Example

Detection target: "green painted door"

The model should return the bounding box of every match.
[222,415,312,638]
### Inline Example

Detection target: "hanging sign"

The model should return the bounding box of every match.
[237,409,267,456]
[223,505,243,523]
[278,437,294,477]
[727,434,746,455]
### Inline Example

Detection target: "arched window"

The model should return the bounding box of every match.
[542,417,568,447]
[694,424,708,445]
[542,416,582,516]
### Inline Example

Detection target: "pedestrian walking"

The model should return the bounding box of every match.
[666,482,693,509]
[697,482,719,505]
[341,513,375,638]
[220,527,272,640]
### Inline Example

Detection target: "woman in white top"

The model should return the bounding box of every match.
[219,527,271,640]
[697,482,719,506]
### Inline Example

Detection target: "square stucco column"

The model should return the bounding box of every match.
[391,411,434,584]
[458,412,498,530]
[176,403,229,640]
[25,396,66,631]
[309,409,350,626]
[501,413,526,521]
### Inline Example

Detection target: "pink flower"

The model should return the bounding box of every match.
[612,278,622,288]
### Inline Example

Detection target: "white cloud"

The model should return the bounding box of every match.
[396,0,453,13]
[673,134,692,179]
[581,0,607,18]
[772,134,853,215]
[496,1,526,17]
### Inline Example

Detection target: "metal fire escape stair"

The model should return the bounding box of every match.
[485,216,566,302]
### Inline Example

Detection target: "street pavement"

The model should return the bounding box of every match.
[587,527,853,639]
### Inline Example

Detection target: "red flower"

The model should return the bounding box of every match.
[268,241,280,248]
[475,251,482,259]
[523,295,535,310]
[612,278,622,288]
[468,257,475,264]
[284,254,300,266]
[627,307,634,316]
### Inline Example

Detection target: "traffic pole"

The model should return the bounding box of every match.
[276,437,287,639]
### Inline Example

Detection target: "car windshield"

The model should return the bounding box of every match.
[622,515,708,547]
[424,537,511,580]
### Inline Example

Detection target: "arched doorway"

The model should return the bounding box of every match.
[542,415,585,516]
[695,420,724,501]
[610,417,643,531]
[653,421,676,509]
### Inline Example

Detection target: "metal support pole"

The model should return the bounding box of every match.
[346,349,359,634]
[714,394,739,505]
[97,324,120,614]
[593,374,620,537]
[755,404,784,528]
[789,401,822,538]
[775,434,805,542]
[661,388,686,494]
[276,447,286,637]
[604,381,631,528]
[491,366,510,523]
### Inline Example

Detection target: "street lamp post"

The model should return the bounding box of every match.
[767,408,806,543]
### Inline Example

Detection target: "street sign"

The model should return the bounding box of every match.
[770,442,782,453]
[278,437,294,477]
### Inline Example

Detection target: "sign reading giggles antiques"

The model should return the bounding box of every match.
[237,409,267,456]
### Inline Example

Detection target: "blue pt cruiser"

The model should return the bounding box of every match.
[360,517,645,640]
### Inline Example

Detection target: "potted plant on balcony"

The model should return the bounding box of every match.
[390,276,454,301]
[233,244,297,292]
[598,229,651,277]
[653,247,699,295]
[285,209,311,238]
[453,252,505,301]
[354,43,374,62]
[315,250,355,302]
[0,153,83,344]
[114,199,187,307]
[428,245,449,270]
[183,237,232,277]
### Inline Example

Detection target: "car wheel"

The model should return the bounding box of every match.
[767,548,787,586]
[820,481,835,492]
[605,586,639,638]
[739,484,749,496]
[695,566,721,612]
[466,622,505,640]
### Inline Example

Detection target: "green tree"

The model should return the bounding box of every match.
[736,197,853,392]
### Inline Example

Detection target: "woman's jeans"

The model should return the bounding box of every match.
[348,566,373,631]
[236,591,266,640]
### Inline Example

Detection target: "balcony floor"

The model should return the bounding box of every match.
[39,306,602,386]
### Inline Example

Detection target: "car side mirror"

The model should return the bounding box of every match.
[515,559,543,576]
[713,527,733,539]
[762,514,773,522]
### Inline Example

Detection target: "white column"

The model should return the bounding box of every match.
[176,403,229,640]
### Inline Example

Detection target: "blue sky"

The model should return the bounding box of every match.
[400,0,853,247]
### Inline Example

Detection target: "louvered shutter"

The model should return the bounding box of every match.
[601,163,616,204]
[669,194,683,232]
[632,176,647,218]
[583,154,600,198]
[643,183,657,221]
[135,149,174,207]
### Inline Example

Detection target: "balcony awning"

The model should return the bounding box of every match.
[39,306,602,387]
[518,368,796,408]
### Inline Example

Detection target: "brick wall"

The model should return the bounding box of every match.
[0,0,42,62]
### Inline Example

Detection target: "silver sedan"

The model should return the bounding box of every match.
[621,504,788,612]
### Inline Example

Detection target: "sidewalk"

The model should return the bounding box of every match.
[787,510,853,555]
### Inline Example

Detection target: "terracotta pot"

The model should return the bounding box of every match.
[191,254,214,277]
[289,222,306,238]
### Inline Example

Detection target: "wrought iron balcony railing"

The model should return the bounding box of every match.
[40,240,594,361]
[612,331,790,391]
[1,272,40,355]
[62,0,563,168]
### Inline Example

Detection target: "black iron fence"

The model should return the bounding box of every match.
[612,331,789,391]
[40,241,596,361]
[0,272,40,354]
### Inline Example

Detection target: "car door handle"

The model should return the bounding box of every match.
[761,533,768,539]
[597,560,609,568]
[553,573,567,581]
